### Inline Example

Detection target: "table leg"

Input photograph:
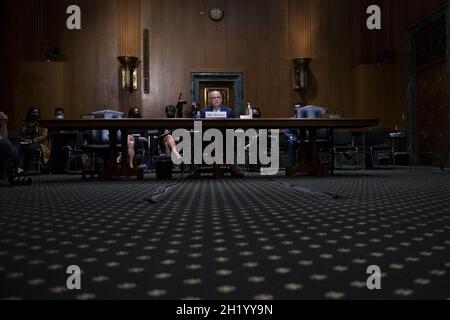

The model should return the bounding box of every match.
[99,128,144,179]
[286,127,330,177]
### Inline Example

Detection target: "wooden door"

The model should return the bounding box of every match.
[413,16,447,166]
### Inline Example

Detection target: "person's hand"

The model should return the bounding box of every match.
[0,112,8,122]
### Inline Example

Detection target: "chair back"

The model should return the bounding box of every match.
[88,110,124,145]
[90,109,124,119]
[365,128,387,146]
[334,130,353,146]
[296,106,328,140]
[86,129,108,145]
[353,128,387,147]
[296,105,327,119]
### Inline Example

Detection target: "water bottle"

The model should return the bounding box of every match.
[195,111,201,119]
[247,103,253,118]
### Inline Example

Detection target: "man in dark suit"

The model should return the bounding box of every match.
[202,91,235,118]
[192,91,243,177]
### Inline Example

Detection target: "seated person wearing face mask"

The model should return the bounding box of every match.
[51,107,77,173]
[54,107,65,120]
[126,107,149,169]
[19,107,50,172]
[187,101,201,118]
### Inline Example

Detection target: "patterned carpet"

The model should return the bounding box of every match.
[0,167,449,300]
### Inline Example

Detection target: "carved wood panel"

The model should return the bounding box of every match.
[413,16,447,166]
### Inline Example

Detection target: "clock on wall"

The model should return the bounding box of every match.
[209,8,224,21]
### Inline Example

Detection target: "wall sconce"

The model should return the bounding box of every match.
[117,56,139,93]
[293,57,312,105]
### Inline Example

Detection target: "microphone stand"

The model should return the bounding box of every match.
[176,93,187,118]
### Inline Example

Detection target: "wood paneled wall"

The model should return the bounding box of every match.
[4,0,448,130]
[448,3,450,165]
[30,0,49,61]
[142,0,363,118]
[15,62,71,122]
[142,0,292,118]
[55,0,120,118]
[288,0,312,106]
[0,2,17,123]
[308,0,360,116]
[355,64,404,128]
[357,0,447,128]
[2,0,37,126]
[289,0,312,58]
[117,0,141,112]
[9,0,120,128]
[358,0,446,63]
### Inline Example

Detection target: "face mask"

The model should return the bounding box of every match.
[56,115,64,120]
[31,113,39,120]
